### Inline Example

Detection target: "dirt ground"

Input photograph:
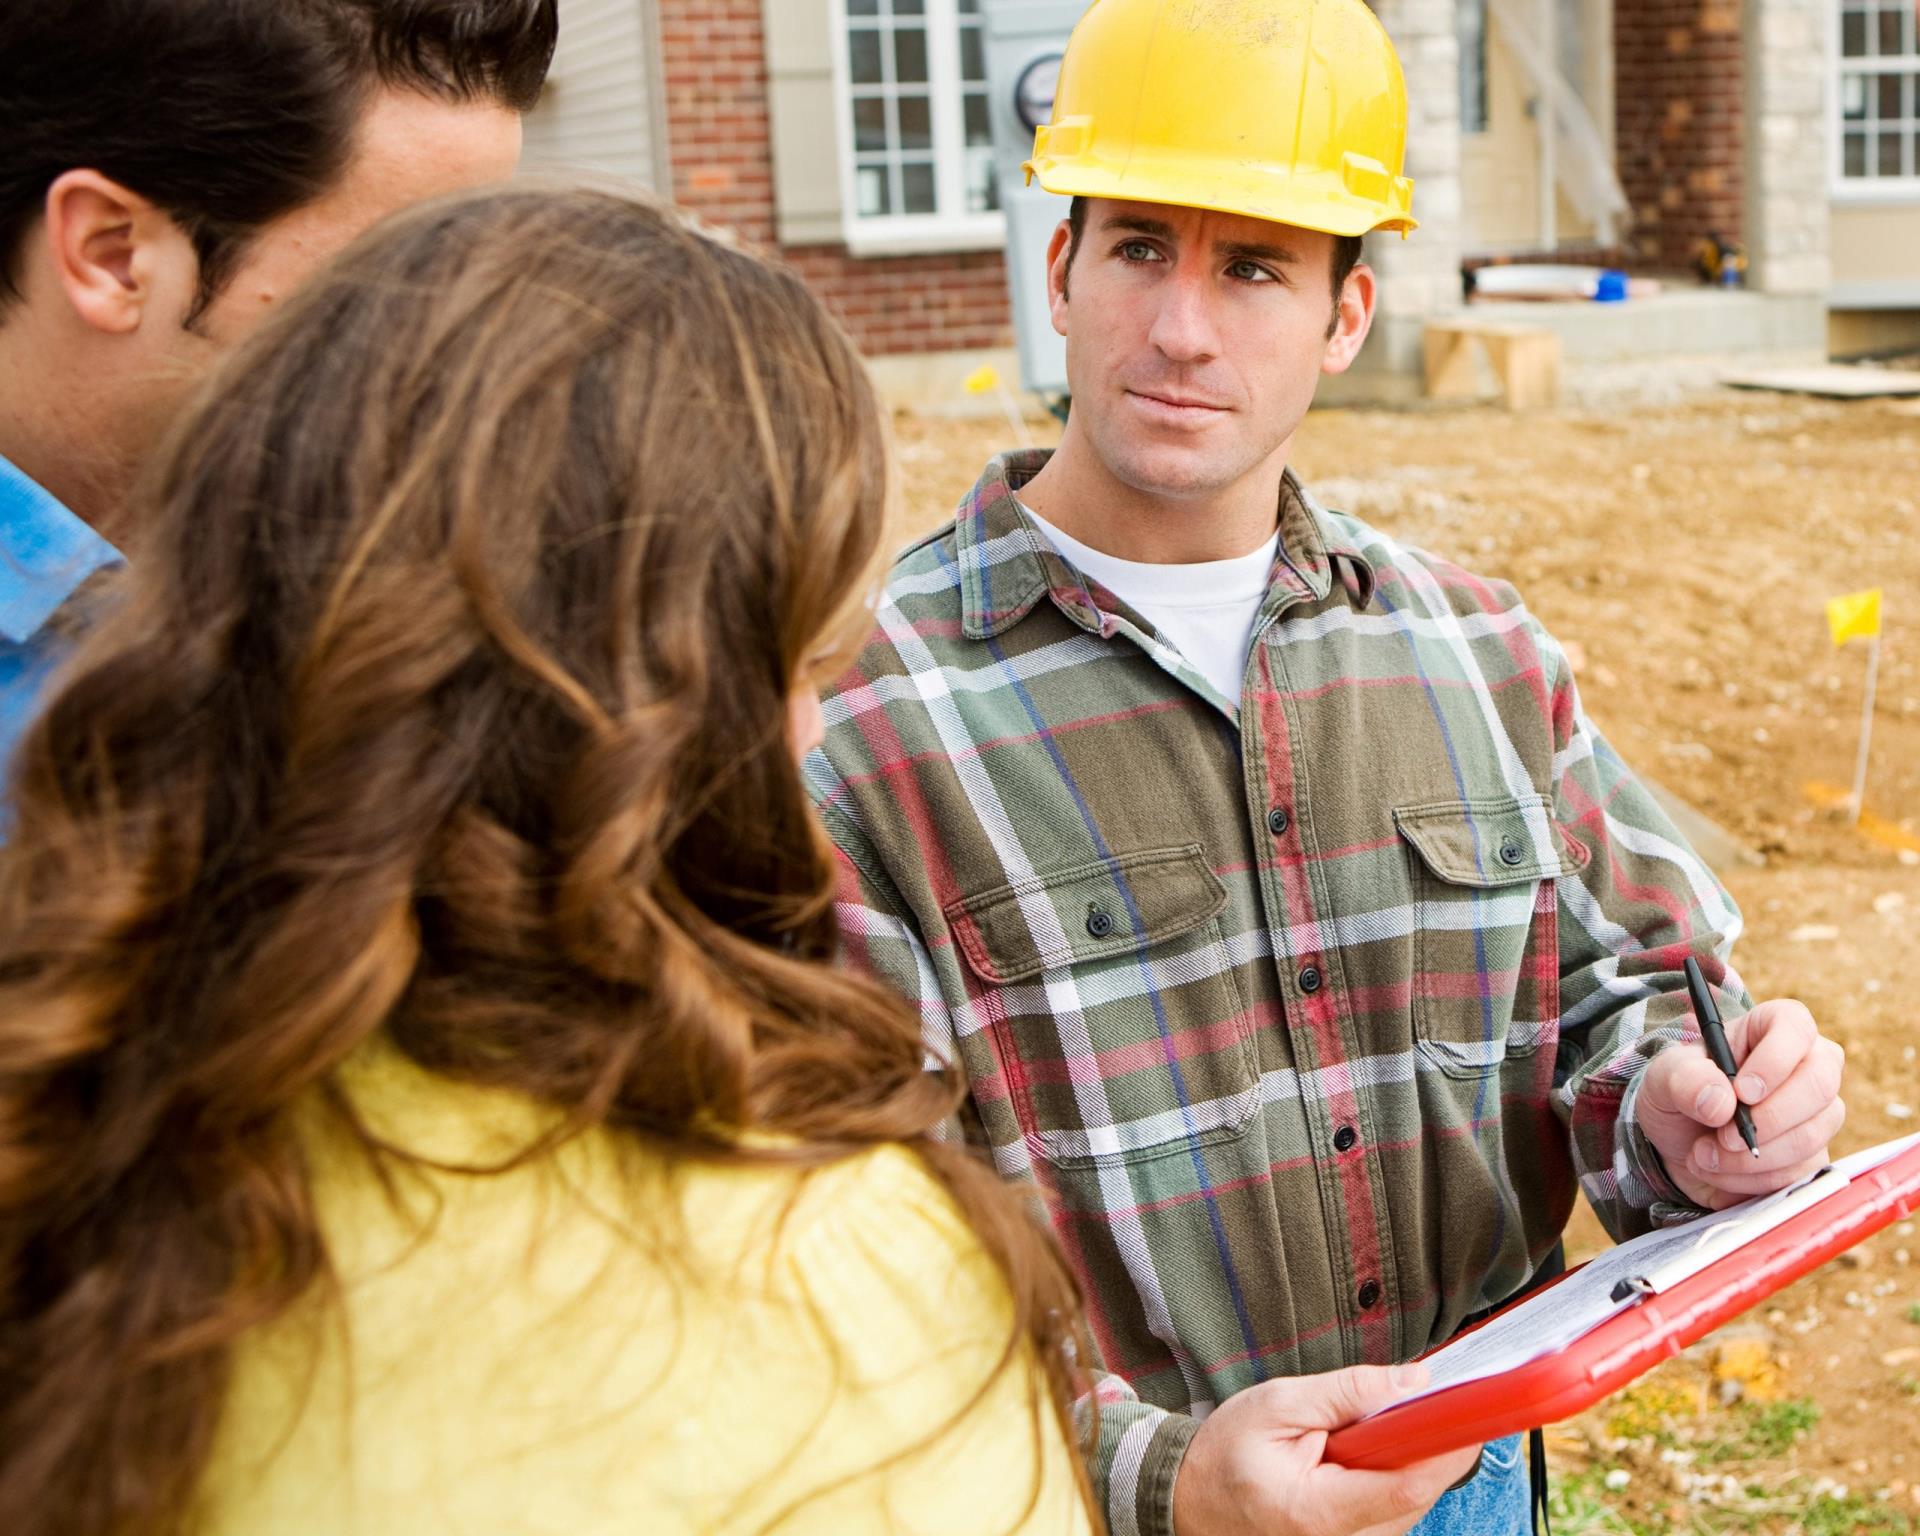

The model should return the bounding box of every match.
[893,388,1920,1534]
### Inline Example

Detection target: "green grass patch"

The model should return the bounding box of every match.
[1742,1399,1821,1457]
[1546,1454,1915,1536]
[1797,1490,1913,1536]
[1548,1468,1658,1535]
[1694,1398,1821,1465]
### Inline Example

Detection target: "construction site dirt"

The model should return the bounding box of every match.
[894,391,1920,1535]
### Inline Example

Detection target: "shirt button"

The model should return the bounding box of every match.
[1333,1125,1358,1153]
[1499,839,1525,867]
[1298,964,1322,994]
[1086,905,1115,939]
[1357,1279,1383,1310]
[1267,806,1291,837]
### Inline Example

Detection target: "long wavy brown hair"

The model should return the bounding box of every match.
[0,186,1095,1536]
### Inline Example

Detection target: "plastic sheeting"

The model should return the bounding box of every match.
[1486,0,1631,247]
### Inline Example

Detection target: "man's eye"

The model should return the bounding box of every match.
[1119,240,1158,262]
[1228,260,1276,283]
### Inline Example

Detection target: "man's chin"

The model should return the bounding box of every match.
[1105,447,1243,502]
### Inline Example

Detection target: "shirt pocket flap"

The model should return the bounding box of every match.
[944,845,1228,986]
[1393,795,1579,887]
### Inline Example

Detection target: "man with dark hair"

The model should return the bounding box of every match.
[0,0,557,783]
[810,3,1846,1535]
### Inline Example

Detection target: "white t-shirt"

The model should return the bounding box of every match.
[1020,502,1279,705]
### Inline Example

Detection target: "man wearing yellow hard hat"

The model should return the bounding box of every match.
[809,3,1847,1534]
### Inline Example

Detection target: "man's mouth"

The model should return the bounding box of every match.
[1127,389,1230,416]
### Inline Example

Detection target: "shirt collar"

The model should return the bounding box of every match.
[0,456,123,645]
[954,448,1376,642]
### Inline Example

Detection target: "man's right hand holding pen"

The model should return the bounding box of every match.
[1635,958,1848,1211]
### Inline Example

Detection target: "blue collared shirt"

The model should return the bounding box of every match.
[1,455,123,802]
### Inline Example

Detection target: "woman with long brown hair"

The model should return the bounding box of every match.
[0,186,1096,1536]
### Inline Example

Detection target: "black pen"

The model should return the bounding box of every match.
[1683,955,1760,1158]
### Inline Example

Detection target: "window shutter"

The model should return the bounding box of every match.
[763,0,845,245]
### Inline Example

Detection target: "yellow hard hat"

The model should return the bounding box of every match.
[1025,0,1417,238]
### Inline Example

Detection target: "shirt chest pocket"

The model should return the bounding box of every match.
[943,845,1258,1165]
[1393,795,1587,1080]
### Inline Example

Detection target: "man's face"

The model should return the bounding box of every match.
[1047,199,1370,504]
[195,88,523,345]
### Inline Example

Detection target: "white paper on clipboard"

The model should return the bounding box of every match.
[1617,1165,1848,1298]
[1371,1133,1920,1415]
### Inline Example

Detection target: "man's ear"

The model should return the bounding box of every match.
[1322,261,1377,377]
[1045,219,1073,338]
[41,169,196,335]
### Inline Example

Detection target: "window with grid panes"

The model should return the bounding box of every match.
[1457,0,1488,134]
[1837,0,1920,190]
[838,0,999,248]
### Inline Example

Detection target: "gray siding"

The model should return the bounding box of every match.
[521,0,665,189]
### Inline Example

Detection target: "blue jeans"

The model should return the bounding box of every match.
[1407,1433,1529,1536]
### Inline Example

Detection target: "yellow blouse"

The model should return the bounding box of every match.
[192,1044,1092,1536]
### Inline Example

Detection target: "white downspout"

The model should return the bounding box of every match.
[1537,0,1556,249]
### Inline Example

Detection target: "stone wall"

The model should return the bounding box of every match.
[1361,0,1466,385]
[1741,0,1831,295]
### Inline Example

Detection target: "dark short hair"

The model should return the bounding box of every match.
[1063,194,1366,328]
[0,1,558,326]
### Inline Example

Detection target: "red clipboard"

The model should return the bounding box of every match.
[1326,1138,1920,1470]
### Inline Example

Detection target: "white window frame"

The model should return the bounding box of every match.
[1830,0,1920,203]
[828,0,1007,257]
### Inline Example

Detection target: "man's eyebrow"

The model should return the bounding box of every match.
[1104,215,1181,242]
[1102,216,1302,265]
[1219,239,1303,265]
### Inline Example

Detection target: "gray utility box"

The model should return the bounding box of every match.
[981,0,1085,398]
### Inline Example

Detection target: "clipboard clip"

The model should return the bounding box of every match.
[1607,1163,1845,1306]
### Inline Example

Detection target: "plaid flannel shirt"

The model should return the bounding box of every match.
[805,451,1750,1536]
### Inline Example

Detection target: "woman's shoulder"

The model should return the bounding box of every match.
[206,1054,1088,1536]
[311,1045,976,1290]
[680,1140,999,1318]
[769,1139,973,1249]
[314,1040,968,1254]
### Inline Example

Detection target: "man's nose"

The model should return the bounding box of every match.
[1146,263,1222,364]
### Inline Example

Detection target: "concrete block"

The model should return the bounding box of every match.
[1412,179,1464,223]
[1406,147,1462,185]
[1754,255,1833,295]
[1765,77,1822,115]
[1376,273,1452,319]
[866,347,1028,415]
[1758,10,1819,54]
[1379,0,1458,39]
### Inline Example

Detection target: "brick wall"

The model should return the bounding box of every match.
[785,247,1015,355]
[657,0,777,242]
[656,0,1014,356]
[1614,0,1746,272]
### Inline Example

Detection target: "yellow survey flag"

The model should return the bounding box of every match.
[1826,588,1883,647]
[963,364,1001,395]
